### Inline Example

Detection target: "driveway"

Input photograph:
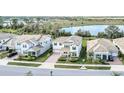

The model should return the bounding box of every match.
[44,53,61,63]
[107,58,123,65]
[40,53,61,68]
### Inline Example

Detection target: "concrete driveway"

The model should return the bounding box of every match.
[44,53,61,63]
[108,58,123,65]
[41,53,61,68]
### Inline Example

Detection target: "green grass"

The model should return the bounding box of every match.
[35,49,53,62]
[15,49,53,62]
[0,51,9,59]
[54,64,82,69]
[85,66,111,70]
[0,29,17,34]
[8,62,41,67]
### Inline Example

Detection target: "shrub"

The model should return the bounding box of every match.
[69,57,79,62]
[58,57,67,61]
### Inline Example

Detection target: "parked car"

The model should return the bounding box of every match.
[7,52,17,58]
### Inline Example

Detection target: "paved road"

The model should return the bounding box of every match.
[0,65,123,76]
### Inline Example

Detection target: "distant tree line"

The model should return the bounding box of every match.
[97,25,124,39]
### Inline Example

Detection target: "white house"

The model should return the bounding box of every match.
[87,38,118,60]
[113,37,124,54]
[15,34,52,57]
[52,36,82,57]
[0,33,15,51]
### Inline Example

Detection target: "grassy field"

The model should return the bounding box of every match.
[8,62,41,67]
[85,66,111,70]
[0,29,17,34]
[54,64,82,69]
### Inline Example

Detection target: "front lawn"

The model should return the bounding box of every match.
[35,49,53,62]
[8,62,41,67]
[54,64,82,69]
[0,51,9,59]
[15,48,53,62]
[85,66,111,70]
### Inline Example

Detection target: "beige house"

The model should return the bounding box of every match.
[113,37,124,54]
[87,38,118,60]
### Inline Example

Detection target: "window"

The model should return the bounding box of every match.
[0,41,1,43]
[64,45,69,48]
[59,43,62,46]
[23,44,27,48]
[64,52,68,54]
[54,43,57,46]
[72,47,76,50]
[72,52,77,56]
[17,43,20,46]
[96,54,101,59]
[3,40,5,42]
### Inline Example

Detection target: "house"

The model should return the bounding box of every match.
[87,38,118,60]
[113,37,124,54]
[52,36,82,57]
[15,34,52,57]
[0,33,15,51]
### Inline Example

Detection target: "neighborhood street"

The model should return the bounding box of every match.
[0,64,123,76]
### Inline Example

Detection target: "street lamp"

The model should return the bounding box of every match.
[50,70,53,76]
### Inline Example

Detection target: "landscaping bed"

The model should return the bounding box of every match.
[8,62,41,67]
[54,64,82,69]
[85,66,111,70]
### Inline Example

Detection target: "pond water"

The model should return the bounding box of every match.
[60,25,124,35]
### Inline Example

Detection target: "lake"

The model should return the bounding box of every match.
[60,25,124,35]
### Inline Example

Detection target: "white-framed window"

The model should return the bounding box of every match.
[96,54,101,59]
[72,47,76,50]
[17,43,20,46]
[72,52,77,56]
[23,44,27,48]
[54,43,57,46]
[59,43,62,46]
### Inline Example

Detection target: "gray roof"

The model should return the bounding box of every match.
[54,36,82,46]
[0,33,14,40]
[87,38,118,53]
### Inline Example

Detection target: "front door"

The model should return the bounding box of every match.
[103,55,107,60]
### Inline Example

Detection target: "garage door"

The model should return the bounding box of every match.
[53,49,62,54]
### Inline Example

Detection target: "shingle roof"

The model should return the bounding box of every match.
[54,36,82,45]
[0,33,14,40]
[87,38,118,53]
[113,37,124,50]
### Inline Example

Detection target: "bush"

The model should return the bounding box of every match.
[18,56,36,61]
[69,57,79,62]
[58,57,67,61]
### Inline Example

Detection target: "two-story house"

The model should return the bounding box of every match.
[52,36,82,58]
[15,35,52,57]
[0,33,15,51]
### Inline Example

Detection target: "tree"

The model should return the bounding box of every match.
[97,32,107,38]
[75,29,91,37]
[105,25,121,39]
[0,16,3,29]
[11,18,18,29]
